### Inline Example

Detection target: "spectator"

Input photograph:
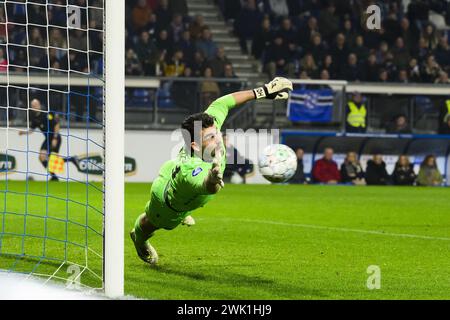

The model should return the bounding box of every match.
[365,155,389,185]
[421,24,439,50]
[168,14,185,43]
[147,13,159,36]
[363,53,379,82]
[278,17,297,53]
[252,17,272,60]
[353,35,369,63]
[125,49,143,76]
[375,41,390,65]
[298,70,311,80]
[307,33,327,66]
[397,69,409,83]
[343,53,363,81]
[434,35,450,69]
[421,54,442,82]
[189,15,206,40]
[155,29,172,56]
[417,155,443,186]
[207,47,231,77]
[378,68,389,82]
[392,37,411,70]
[131,0,153,33]
[321,54,337,79]
[320,69,330,80]
[435,71,450,84]
[342,19,357,48]
[200,67,220,107]
[268,0,289,17]
[155,0,172,31]
[289,148,306,184]
[392,155,416,185]
[162,49,185,76]
[298,16,319,46]
[330,33,349,79]
[340,152,365,185]
[299,53,318,79]
[386,114,412,134]
[415,37,430,63]
[408,58,421,82]
[312,148,341,184]
[49,28,67,50]
[383,10,402,45]
[176,30,196,65]
[219,64,241,95]
[346,92,367,133]
[399,18,415,54]
[234,0,263,54]
[190,51,207,77]
[318,3,340,43]
[135,31,160,76]
[196,28,217,60]
[264,35,295,80]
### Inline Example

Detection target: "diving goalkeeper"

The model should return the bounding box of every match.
[130,77,293,264]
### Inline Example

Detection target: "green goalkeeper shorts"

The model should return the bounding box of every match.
[144,177,191,230]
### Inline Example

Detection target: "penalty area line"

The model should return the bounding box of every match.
[200,217,450,242]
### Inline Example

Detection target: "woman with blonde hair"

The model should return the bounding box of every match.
[299,53,318,78]
[392,155,416,185]
[340,152,365,185]
[417,155,443,186]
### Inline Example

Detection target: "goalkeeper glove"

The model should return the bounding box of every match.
[253,77,293,100]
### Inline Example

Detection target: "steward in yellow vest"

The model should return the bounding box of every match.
[439,99,450,134]
[346,92,367,133]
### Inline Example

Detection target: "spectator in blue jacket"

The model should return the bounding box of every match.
[196,27,217,59]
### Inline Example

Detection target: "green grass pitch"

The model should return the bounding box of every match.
[1,181,450,299]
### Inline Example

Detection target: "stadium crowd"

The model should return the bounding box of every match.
[221,0,450,83]
[2,0,450,84]
[125,0,238,79]
[289,147,444,186]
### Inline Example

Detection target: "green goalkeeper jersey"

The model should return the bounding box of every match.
[155,94,236,213]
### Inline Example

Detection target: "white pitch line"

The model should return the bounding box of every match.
[201,217,450,242]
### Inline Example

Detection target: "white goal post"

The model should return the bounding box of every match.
[0,0,125,299]
[104,0,124,298]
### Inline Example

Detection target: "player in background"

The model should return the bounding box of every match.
[130,77,293,265]
[19,99,77,181]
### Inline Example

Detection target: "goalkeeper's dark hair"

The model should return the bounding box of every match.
[181,112,216,149]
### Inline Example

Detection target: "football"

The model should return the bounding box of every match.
[258,144,298,183]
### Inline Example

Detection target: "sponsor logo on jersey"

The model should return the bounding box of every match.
[192,167,203,176]
[0,153,16,173]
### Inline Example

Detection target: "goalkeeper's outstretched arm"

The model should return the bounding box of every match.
[205,77,293,127]
[231,77,294,106]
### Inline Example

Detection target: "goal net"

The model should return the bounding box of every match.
[0,0,124,297]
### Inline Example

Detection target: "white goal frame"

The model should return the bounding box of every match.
[104,0,125,298]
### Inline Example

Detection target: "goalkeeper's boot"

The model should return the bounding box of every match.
[181,215,195,227]
[130,229,158,265]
